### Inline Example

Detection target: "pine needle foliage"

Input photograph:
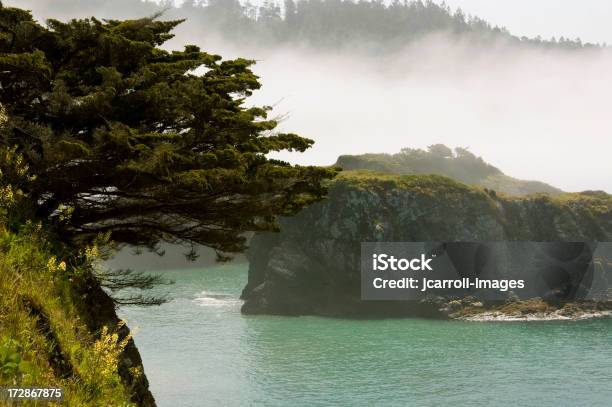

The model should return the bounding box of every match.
[0,4,337,256]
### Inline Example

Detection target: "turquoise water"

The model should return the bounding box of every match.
[120,263,612,407]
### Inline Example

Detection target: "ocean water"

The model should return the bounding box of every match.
[120,263,612,407]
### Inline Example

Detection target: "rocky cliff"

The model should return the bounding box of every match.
[241,171,612,317]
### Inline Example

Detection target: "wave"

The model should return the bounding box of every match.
[193,291,242,308]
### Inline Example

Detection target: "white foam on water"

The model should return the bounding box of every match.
[192,291,242,308]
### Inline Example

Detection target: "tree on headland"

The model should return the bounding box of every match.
[426,144,453,158]
[0,3,337,260]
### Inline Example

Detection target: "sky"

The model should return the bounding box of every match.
[5,0,612,193]
[441,0,612,45]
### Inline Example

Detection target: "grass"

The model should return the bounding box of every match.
[496,298,552,315]
[333,170,612,222]
[334,170,484,195]
[0,220,137,406]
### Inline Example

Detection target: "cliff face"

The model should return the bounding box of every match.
[76,276,156,407]
[241,172,612,317]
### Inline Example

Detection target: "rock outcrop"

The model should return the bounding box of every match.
[76,274,157,406]
[241,172,612,317]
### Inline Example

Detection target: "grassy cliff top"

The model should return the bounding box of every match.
[333,169,612,210]
[334,170,479,194]
[335,145,564,196]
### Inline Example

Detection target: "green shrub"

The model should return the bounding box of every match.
[0,337,31,380]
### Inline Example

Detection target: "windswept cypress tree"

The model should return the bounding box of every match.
[0,3,337,257]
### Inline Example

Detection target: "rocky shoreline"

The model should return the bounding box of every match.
[459,310,612,322]
[442,297,612,322]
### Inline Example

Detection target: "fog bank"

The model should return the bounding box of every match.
[7,0,612,192]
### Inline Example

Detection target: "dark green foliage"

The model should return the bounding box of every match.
[183,0,598,51]
[93,268,169,306]
[0,336,31,379]
[0,4,337,256]
[335,145,563,196]
[336,145,501,184]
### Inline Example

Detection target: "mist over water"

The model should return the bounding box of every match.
[9,0,612,192]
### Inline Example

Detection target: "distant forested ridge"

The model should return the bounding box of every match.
[176,0,600,51]
[18,0,601,52]
[335,145,563,196]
